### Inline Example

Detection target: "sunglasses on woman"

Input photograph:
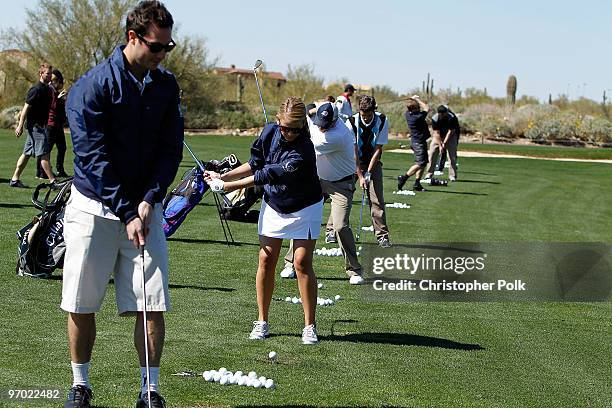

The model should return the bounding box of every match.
[279,125,302,134]
[136,33,176,53]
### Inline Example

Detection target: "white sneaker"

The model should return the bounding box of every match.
[249,321,269,340]
[349,275,365,285]
[449,176,457,181]
[302,324,319,345]
[280,263,296,279]
[434,170,444,176]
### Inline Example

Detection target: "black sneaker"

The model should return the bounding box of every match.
[397,175,409,191]
[57,170,70,178]
[64,385,92,408]
[378,237,392,248]
[136,390,166,408]
[413,182,426,192]
[325,231,337,244]
[9,179,27,188]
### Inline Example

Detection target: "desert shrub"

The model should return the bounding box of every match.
[0,105,20,128]
[525,113,578,141]
[576,116,612,144]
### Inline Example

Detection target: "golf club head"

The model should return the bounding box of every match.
[254,59,263,70]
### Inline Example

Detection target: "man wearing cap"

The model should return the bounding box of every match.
[346,95,392,248]
[426,105,460,181]
[280,102,363,285]
[335,84,356,120]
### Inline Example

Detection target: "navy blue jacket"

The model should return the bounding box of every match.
[248,124,322,214]
[67,46,184,223]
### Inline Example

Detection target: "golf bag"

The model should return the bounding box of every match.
[221,185,263,223]
[162,167,208,237]
[16,179,73,278]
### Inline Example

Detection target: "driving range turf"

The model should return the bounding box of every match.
[0,130,610,407]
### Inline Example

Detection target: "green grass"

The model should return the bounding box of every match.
[0,130,610,407]
[386,140,612,160]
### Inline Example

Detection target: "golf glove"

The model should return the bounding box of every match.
[364,172,371,183]
[209,178,225,193]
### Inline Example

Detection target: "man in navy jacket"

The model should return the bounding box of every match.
[62,2,182,407]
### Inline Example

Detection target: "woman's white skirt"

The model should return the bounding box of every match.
[258,199,324,240]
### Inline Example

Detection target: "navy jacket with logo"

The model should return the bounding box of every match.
[248,124,322,214]
[66,45,184,223]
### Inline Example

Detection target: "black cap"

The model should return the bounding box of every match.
[312,103,335,129]
[437,105,449,113]
[344,84,355,92]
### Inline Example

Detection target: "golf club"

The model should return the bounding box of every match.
[183,141,235,245]
[253,59,268,123]
[356,187,367,242]
[139,244,152,408]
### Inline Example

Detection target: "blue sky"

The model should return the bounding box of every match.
[2,0,610,102]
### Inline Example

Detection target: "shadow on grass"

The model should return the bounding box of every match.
[169,283,236,292]
[321,332,483,350]
[168,237,257,247]
[0,202,33,208]
[456,179,501,185]
[461,170,497,176]
[426,190,488,196]
[236,406,406,408]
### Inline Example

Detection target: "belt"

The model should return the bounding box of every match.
[329,174,354,183]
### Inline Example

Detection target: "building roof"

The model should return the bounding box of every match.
[214,64,287,82]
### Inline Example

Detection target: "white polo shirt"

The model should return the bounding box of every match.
[308,116,356,182]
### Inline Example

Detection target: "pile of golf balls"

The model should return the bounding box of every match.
[282,295,342,306]
[314,247,343,257]
[386,202,411,209]
[202,368,275,389]
[361,226,374,231]
[393,190,416,196]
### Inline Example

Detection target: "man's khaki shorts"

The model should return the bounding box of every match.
[60,204,170,315]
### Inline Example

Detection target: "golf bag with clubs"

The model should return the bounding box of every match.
[16,179,73,278]
[161,166,208,237]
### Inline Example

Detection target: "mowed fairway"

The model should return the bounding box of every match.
[0,129,610,408]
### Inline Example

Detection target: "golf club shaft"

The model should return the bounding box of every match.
[253,68,268,123]
[356,187,366,241]
[139,245,152,407]
[183,141,206,172]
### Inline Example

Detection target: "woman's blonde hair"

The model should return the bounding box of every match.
[276,96,306,129]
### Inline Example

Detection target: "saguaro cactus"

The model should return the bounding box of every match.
[506,75,517,106]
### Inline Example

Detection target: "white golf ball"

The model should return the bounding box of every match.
[291,297,299,304]
[213,372,222,382]
[264,378,275,389]
[220,376,229,385]
[246,378,254,387]
[234,370,243,378]
[202,371,212,381]
[258,376,267,384]
[268,351,278,361]
[285,296,291,302]
[219,367,227,374]
[252,379,262,388]
[248,371,257,379]
[229,375,237,385]
[335,295,341,301]
[238,376,247,386]
[225,371,233,377]
[318,283,324,289]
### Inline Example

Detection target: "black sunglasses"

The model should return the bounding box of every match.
[279,125,302,134]
[136,33,176,53]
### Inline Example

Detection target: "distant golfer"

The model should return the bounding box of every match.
[397,95,430,192]
[204,97,323,344]
[335,83,356,120]
[62,1,182,407]
[427,105,460,181]
[280,101,364,284]
[347,95,392,247]
[9,63,56,188]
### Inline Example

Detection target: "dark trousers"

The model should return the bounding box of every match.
[37,126,67,177]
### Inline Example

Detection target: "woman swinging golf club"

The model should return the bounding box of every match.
[204,97,323,345]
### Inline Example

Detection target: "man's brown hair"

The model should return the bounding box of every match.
[38,63,52,76]
[406,99,420,113]
[125,1,174,40]
[358,95,376,112]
